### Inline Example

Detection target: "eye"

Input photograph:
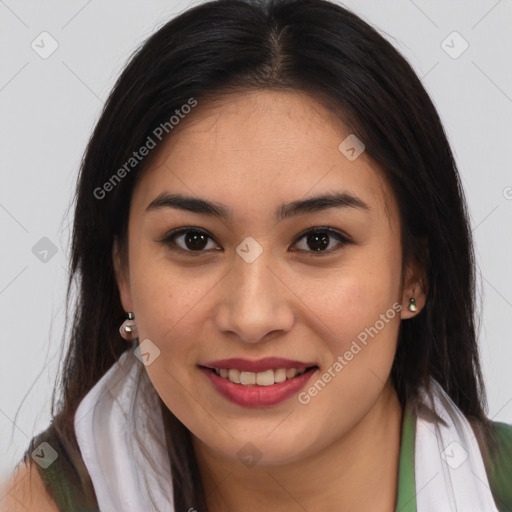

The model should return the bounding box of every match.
[158,227,220,255]
[158,226,352,256]
[290,227,352,256]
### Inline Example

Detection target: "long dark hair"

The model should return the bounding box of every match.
[28,0,490,508]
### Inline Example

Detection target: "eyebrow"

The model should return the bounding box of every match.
[146,191,371,221]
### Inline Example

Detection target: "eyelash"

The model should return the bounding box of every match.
[157,226,353,257]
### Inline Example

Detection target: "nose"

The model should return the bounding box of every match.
[213,248,295,344]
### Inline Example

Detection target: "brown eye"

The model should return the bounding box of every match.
[179,231,210,251]
[159,226,351,257]
[290,228,352,255]
[160,228,220,254]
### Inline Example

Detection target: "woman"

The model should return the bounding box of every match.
[2,0,511,510]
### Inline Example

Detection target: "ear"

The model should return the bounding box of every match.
[400,256,427,320]
[113,237,134,313]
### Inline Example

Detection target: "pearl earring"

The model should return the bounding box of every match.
[119,312,137,341]
[408,298,417,312]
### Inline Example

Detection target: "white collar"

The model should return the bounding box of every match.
[75,348,174,512]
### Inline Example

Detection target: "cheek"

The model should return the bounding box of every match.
[308,255,402,410]
[293,255,402,353]
[142,359,208,439]
[297,285,402,441]
[128,241,214,339]
[128,260,213,429]
[126,249,219,401]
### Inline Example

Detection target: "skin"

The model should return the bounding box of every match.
[114,89,426,511]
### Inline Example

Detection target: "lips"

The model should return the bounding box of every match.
[202,357,317,373]
[199,357,319,407]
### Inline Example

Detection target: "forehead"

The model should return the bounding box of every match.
[131,89,398,227]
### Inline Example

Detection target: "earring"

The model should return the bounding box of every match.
[408,298,417,312]
[119,312,137,341]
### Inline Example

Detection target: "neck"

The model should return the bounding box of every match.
[194,382,404,512]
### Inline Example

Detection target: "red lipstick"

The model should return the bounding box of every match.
[199,357,318,407]
[202,357,317,372]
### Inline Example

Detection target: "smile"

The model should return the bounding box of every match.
[199,358,319,407]
[212,367,309,386]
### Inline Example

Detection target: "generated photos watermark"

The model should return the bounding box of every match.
[93,97,197,200]
[298,301,403,405]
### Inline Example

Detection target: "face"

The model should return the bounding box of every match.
[114,89,424,466]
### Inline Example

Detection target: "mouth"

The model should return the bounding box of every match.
[199,358,319,407]
[207,366,315,386]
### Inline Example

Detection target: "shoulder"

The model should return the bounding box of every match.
[485,419,512,466]
[492,420,512,442]
[479,420,512,512]
[1,421,99,512]
[0,460,59,512]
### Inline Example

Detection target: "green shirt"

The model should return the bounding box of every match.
[23,407,512,511]
[394,405,512,512]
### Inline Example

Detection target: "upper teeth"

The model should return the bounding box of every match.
[214,367,307,386]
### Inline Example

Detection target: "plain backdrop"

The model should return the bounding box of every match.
[1,0,511,482]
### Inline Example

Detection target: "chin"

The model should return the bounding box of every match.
[197,423,323,468]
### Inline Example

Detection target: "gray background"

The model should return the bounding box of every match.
[1,0,511,482]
